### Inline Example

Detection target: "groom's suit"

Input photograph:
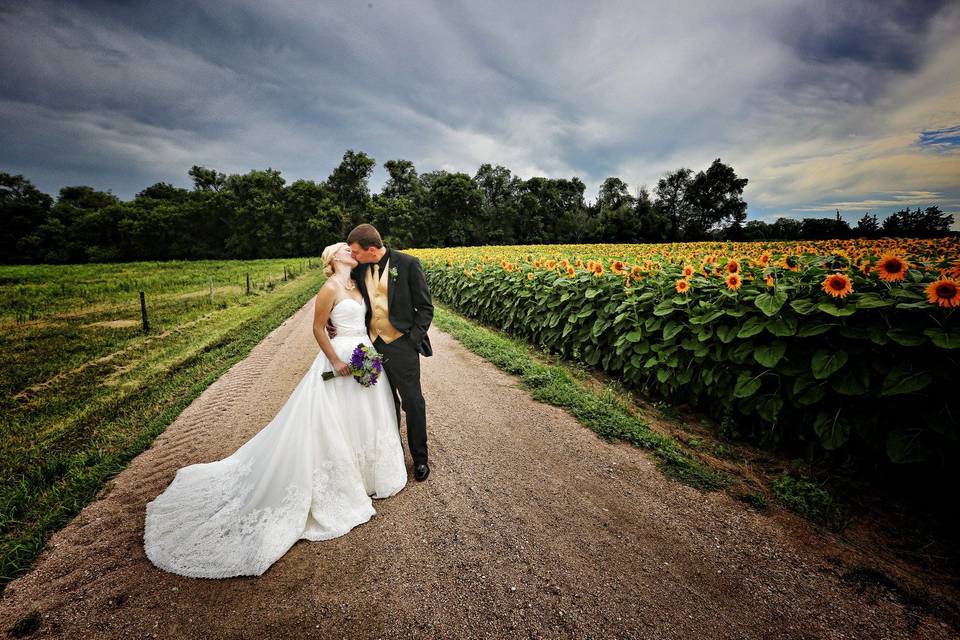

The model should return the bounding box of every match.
[352,248,433,466]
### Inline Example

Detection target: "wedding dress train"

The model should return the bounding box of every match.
[144,297,407,578]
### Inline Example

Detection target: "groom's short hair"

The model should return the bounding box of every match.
[347,224,383,249]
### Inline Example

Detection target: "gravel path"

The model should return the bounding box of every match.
[1,298,955,639]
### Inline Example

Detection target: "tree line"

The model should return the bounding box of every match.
[1,150,953,264]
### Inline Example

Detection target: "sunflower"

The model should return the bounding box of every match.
[821,273,853,298]
[765,274,775,288]
[675,278,690,294]
[682,265,695,278]
[759,253,771,266]
[533,259,542,268]
[725,259,740,274]
[631,265,643,280]
[925,279,960,308]
[875,254,909,282]
[567,266,576,278]
[545,260,556,270]
[725,273,742,290]
[592,263,605,277]
[780,255,800,272]
[527,272,535,281]
[610,260,627,276]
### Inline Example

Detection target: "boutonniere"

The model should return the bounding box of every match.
[389,266,399,281]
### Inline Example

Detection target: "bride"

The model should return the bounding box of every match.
[143,242,407,578]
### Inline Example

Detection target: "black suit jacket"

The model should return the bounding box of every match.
[352,249,434,357]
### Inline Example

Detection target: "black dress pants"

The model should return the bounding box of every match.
[374,335,428,465]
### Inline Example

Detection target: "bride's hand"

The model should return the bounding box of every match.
[332,359,351,377]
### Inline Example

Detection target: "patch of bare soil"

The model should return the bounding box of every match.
[83,320,140,329]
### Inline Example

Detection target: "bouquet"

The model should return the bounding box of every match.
[322,343,384,387]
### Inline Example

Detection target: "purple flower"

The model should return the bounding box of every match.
[341,343,384,387]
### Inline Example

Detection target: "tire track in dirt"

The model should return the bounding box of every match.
[0,298,956,639]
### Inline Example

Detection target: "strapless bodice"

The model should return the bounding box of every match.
[330,297,368,339]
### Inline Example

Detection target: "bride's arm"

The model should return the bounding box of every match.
[312,287,350,376]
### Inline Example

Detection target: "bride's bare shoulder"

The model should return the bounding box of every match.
[316,281,339,305]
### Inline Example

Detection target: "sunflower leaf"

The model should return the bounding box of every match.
[754,290,788,317]
[886,429,927,464]
[797,322,837,337]
[887,328,927,347]
[766,316,798,337]
[754,341,787,368]
[924,327,960,349]
[814,411,850,450]
[734,371,762,398]
[662,321,684,341]
[817,301,856,317]
[811,349,848,380]
[790,299,818,315]
[855,293,893,309]
[737,317,767,338]
[880,367,932,396]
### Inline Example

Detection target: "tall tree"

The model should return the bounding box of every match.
[855,212,880,237]
[188,165,226,192]
[381,159,420,199]
[327,149,376,226]
[223,169,287,259]
[0,173,53,263]
[425,172,484,246]
[632,187,670,242]
[596,178,640,242]
[475,164,522,245]
[597,177,634,211]
[682,159,748,239]
[653,168,693,240]
[882,206,953,237]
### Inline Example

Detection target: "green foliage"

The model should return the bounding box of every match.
[771,474,847,531]
[0,259,326,589]
[418,250,959,468]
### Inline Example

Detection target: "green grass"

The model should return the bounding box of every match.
[0,258,326,590]
[771,473,847,532]
[432,307,730,492]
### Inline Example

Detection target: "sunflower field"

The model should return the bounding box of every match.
[410,238,960,467]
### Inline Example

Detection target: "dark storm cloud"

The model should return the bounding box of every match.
[780,0,949,73]
[0,0,958,227]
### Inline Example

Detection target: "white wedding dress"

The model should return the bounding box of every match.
[144,297,407,578]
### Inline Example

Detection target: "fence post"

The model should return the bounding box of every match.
[283,266,288,281]
[140,291,149,333]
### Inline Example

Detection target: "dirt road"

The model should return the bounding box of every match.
[1,298,954,639]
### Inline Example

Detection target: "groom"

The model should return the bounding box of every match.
[347,224,433,481]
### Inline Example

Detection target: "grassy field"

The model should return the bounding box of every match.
[0,258,325,589]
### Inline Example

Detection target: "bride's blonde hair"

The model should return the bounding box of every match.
[321,242,349,278]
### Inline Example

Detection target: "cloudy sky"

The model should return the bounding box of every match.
[1,0,958,228]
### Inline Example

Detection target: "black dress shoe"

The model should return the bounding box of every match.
[413,463,430,481]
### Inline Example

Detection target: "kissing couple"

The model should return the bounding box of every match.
[144,223,434,578]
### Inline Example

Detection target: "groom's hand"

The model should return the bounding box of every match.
[326,318,337,338]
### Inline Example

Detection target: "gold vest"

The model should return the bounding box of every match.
[366,259,403,344]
